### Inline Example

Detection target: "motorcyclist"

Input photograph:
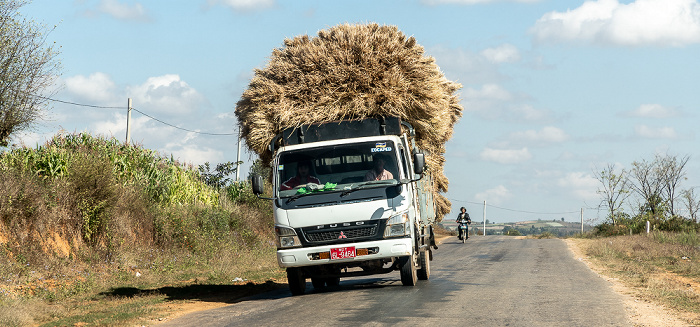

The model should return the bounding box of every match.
[455,207,471,240]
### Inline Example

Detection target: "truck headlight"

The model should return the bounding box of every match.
[275,226,301,248]
[384,212,410,238]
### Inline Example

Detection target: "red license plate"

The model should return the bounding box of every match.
[330,246,356,260]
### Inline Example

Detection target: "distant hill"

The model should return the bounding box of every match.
[440,219,594,237]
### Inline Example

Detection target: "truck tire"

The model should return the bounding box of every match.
[287,267,306,296]
[399,254,417,286]
[417,249,430,280]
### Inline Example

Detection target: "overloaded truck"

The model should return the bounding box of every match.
[237,23,463,295]
[252,116,438,295]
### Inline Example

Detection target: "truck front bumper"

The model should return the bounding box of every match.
[277,238,413,268]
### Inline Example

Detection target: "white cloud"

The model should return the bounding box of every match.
[428,46,504,84]
[509,104,552,122]
[474,185,511,205]
[463,84,512,103]
[209,0,275,11]
[481,44,521,63]
[557,172,599,200]
[530,0,700,47]
[509,126,570,144]
[423,0,540,4]
[92,112,156,138]
[624,104,682,118]
[480,147,532,164]
[92,113,127,136]
[163,138,224,166]
[96,0,151,22]
[64,72,117,104]
[463,84,553,122]
[126,74,207,116]
[634,125,678,139]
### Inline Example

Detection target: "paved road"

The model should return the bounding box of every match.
[163,236,630,326]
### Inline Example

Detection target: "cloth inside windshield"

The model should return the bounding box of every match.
[277,141,400,196]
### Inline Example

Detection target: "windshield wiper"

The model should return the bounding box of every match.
[284,183,337,204]
[284,192,315,204]
[340,182,370,197]
[340,180,396,197]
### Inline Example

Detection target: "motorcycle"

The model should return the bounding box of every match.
[457,219,470,243]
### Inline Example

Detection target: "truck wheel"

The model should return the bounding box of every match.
[417,249,430,280]
[287,268,306,296]
[399,254,417,286]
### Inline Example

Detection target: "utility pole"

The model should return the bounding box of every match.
[483,200,486,236]
[580,208,584,234]
[125,98,132,144]
[235,129,242,182]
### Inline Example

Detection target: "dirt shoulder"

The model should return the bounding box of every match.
[564,238,691,327]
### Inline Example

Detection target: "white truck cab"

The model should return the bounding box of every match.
[252,117,437,295]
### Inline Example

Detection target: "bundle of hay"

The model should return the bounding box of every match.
[235,23,463,220]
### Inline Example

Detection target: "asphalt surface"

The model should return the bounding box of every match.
[162,236,631,326]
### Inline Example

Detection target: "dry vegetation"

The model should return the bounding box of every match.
[571,232,700,325]
[0,133,281,326]
[235,23,463,220]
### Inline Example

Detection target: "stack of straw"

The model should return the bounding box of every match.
[235,23,463,220]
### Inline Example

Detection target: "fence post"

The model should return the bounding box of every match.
[646,220,650,234]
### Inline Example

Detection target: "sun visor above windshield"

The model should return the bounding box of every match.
[282,117,402,146]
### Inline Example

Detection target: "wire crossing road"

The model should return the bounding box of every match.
[163,236,630,326]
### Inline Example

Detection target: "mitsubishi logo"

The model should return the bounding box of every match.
[338,231,347,239]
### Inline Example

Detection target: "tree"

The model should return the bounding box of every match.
[248,158,271,181]
[681,188,700,223]
[628,158,665,217]
[198,161,242,189]
[657,154,689,217]
[1,0,61,147]
[593,163,631,225]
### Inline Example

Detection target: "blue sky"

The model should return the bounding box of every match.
[16,0,700,223]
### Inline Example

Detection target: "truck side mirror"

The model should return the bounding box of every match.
[413,152,425,175]
[251,174,264,195]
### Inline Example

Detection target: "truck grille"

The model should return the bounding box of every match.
[303,226,378,243]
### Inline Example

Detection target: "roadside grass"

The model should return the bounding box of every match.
[0,212,284,327]
[0,133,283,326]
[576,231,700,325]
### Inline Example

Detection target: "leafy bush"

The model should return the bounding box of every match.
[198,161,241,189]
[0,133,278,326]
[0,133,271,259]
[596,213,700,237]
[537,231,555,239]
[505,229,521,236]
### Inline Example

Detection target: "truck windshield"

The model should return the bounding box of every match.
[277,140,400,197]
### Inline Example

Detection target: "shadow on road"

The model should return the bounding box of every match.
[99,280,288,304]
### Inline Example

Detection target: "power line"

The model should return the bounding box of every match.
[448,198,580,215]
[131,108,237,136]
[40,96,238,136]
[37,95,126,110]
